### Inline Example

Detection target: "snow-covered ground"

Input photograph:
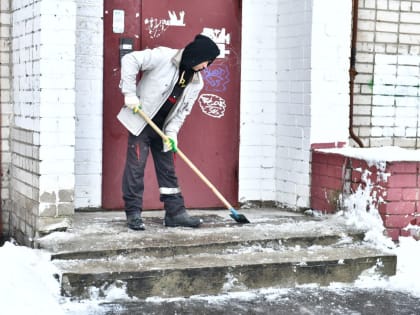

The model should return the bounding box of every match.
[1,208,419,314]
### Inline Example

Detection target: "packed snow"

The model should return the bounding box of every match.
[319,146,420,162]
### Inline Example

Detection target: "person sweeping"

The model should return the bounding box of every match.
[118,34,220,230]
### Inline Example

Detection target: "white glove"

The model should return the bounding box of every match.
[124,94,140,110]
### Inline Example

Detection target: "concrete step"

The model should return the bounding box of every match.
[57,244,395,299]
[44,222,367,261]
[36,209,397,299]
[37,209,365,260]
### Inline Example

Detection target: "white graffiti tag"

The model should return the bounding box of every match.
[202,27,230,58]
[168,11,185,26]
[144,11,186,39]
[199,94,226,118]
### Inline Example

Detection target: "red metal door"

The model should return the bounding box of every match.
[102,0,241,210]
[102,0,142,209]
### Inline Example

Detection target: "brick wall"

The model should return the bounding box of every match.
[311,151,346,212]
[275,0,313,208]
[9,0,42,244]
[311,0,352,145]
[37,0,77,236]
[74,0,103,208]
[380,161,420,239]
[240,0,352,209]
[239,0,279,204]
[0,0,11,238]
[9,0,77,245]
[240,0,315,209]
[311,148,420,241]
[353,0,420,148]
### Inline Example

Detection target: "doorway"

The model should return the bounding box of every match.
[102,0,241,210]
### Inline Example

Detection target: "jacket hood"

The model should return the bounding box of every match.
[180,34,220,69]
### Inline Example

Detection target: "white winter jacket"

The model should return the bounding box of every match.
[117,47,204,147]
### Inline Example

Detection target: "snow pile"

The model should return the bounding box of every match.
[341,173,395,249]
[0,240,136,314]
[339,175,420,297]
[0,240,64,315]
[353,236,420,297]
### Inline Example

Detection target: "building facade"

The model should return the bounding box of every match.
[1,0,419,245]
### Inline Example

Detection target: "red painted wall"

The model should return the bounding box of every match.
[311,151,346,212]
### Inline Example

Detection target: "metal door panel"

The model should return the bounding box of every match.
[102,0,146,209]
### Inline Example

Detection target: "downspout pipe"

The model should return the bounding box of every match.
[349,0,364,147]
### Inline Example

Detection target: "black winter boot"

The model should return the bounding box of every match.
[126,212,145,230]
[164,211,203,228]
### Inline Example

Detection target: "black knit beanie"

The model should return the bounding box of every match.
[181,34,220,70]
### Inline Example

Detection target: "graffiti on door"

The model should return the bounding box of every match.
[144,10,186,38]
[201,27,230,59]
[198,27,232,118]
[202,64,230,92]
[198,94,226,118]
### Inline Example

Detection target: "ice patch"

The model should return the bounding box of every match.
[222,273,247,292]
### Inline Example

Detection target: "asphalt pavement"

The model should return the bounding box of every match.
[66,287,420,315]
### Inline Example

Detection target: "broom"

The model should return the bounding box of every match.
[133,106,250,224]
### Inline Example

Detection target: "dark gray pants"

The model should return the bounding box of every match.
[122,126,185,217]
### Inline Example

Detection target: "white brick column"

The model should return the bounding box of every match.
[275,0,313,208]
[74,0,103,209]
[310,0,352,145]
[239,0,279,204]
[240,0,314,209]
[10,0,77,244]
[38,0,77,233]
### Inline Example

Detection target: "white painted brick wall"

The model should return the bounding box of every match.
[74,0,103,208]
[275,0,313,208]
[38,0,76,201]
[1,0,12,229]
[9,0,77,242]
[9,0,43,242]
[311,0,352,145]
[353,0,420,148]
[239,0,279,203]
[240,0,321,209]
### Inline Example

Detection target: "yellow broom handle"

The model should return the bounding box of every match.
[136,108,233,210]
